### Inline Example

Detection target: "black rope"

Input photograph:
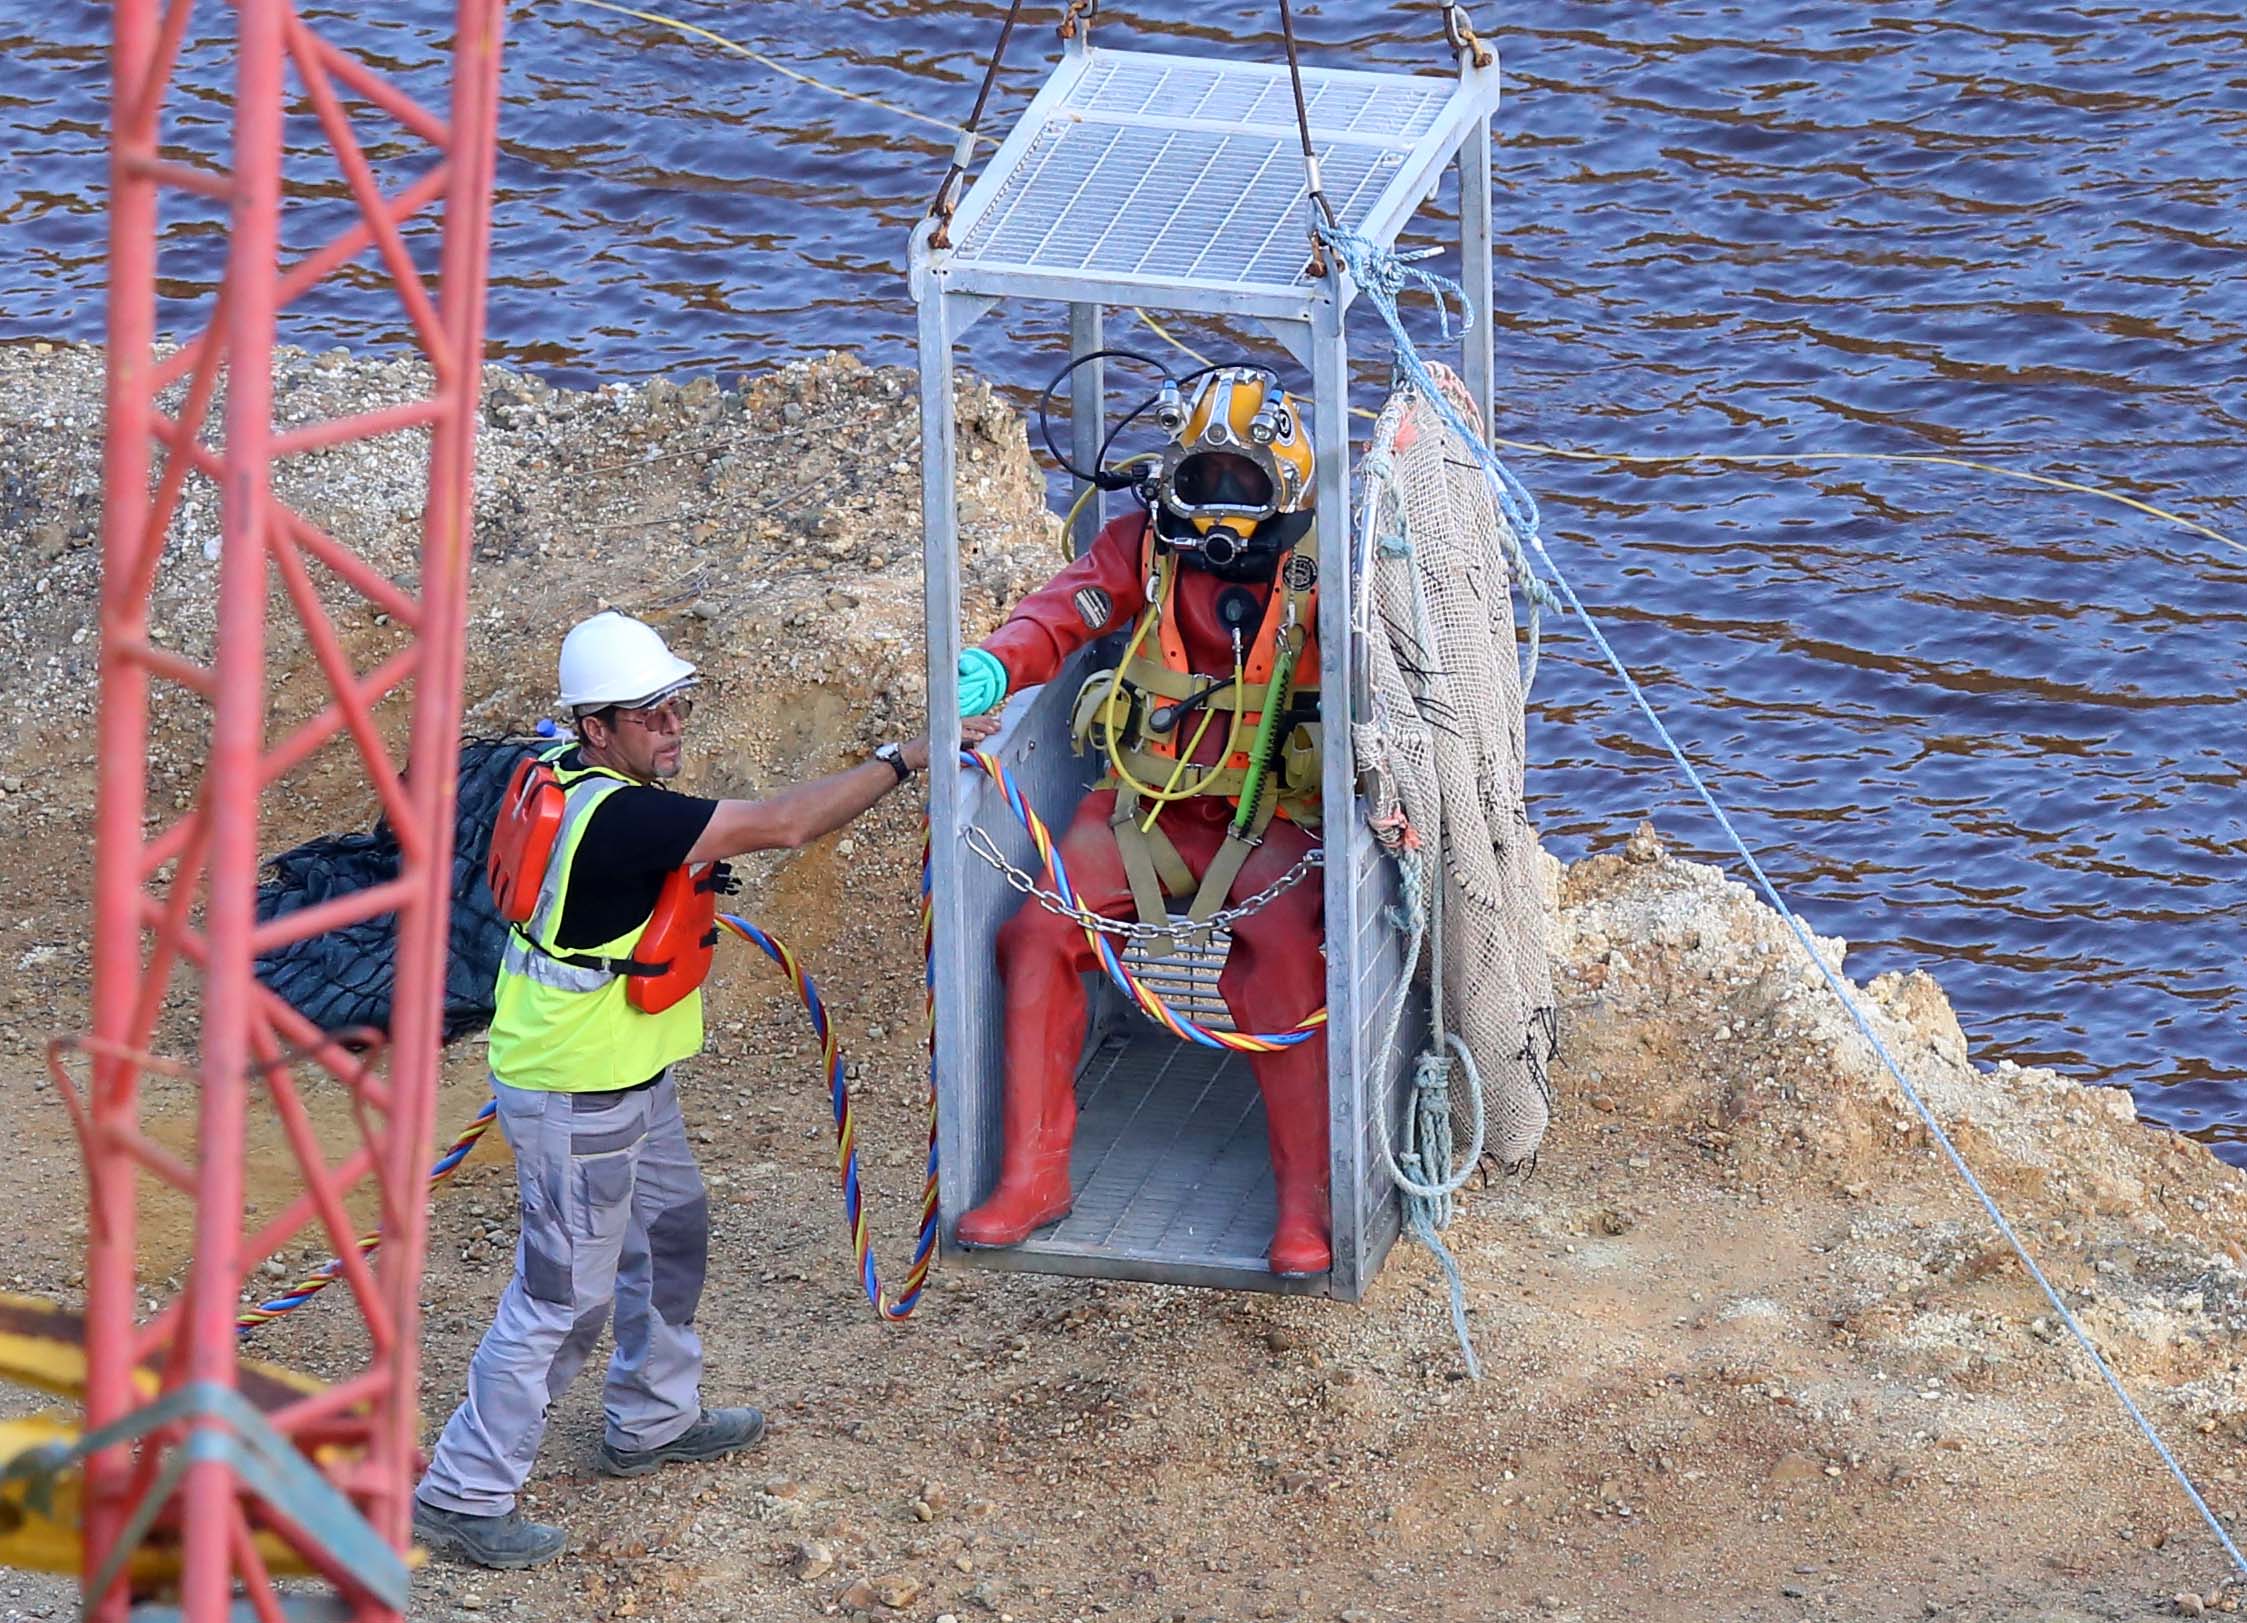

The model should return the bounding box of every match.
[927,0,1029,248]
[1036,347,1168,482]
[1275,0,1335,275]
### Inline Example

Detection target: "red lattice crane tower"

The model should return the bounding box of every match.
[71,1,507,1616]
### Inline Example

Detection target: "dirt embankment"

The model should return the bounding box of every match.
[0,343,2241,1623]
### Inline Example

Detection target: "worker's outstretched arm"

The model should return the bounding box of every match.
[683,717,999,864]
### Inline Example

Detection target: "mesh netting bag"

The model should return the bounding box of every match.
[1354,363,1557,1171]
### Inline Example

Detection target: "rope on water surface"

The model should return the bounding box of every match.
[574,0,2238,564]
[1129,307,2243,562]
[1322,213,2247,1579]
[569,0,998,147]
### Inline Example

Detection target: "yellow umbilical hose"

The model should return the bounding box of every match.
[1101,600,1247,813]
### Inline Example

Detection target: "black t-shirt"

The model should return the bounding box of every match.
[551,749,721,951]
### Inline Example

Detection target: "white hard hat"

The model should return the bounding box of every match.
[557,611,698,710]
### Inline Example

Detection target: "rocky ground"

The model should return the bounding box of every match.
[0,342,2243,1623]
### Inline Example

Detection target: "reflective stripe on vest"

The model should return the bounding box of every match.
[487,747,705,1093]
[498,931,614,995]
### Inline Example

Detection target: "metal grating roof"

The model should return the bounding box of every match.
[950,50,1458,295]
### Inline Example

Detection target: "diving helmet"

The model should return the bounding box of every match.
[1151,367,1314,572]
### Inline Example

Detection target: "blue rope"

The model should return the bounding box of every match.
[1402,1050,1480,1381]
[1320,216,2247,1579]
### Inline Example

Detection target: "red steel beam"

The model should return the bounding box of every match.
[370,0,509,1550]
[89,0,508,1613]
[172,0,284,1606]
[284,9,454,375]
[86,0,163,1611]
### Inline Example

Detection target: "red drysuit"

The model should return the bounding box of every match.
[955,511,1330,1276]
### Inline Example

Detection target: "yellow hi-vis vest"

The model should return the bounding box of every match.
[488,749,703,1093]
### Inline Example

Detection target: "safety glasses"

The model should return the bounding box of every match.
[613,692,695,732]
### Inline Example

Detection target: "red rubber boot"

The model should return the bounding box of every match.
[1257,1055,1334,1276]
[952,1125,1074,1245]
[952,912,1081,1244]
[955,794,1132,1247]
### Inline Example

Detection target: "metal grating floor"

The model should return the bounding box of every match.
[1115,926,1235,1033]
[999,1031,1314,1285]
[953,51,1452,293]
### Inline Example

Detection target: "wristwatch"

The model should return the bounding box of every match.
[873,741,913,782]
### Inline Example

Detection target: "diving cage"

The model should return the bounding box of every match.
[913,30,1501,1299]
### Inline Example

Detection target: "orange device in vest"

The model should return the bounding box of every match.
[491,746,722,1011]
[626,865,720,1015]
[488,754,564,924]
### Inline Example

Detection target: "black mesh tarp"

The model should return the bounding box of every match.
[254,737,542,1039]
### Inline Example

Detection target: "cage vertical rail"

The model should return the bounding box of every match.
[85,3,507,1617]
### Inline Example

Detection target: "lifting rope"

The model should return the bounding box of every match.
[923,0,1027,250]
[1317,210,2247,1581]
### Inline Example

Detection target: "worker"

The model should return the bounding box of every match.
[413,610,998,1568]
[952,366,1331,1277]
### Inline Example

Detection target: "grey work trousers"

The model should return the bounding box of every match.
[416,1070,710,1517]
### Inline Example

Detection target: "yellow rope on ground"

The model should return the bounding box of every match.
[1130,310,2244,559]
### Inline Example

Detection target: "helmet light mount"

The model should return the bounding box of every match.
[1034,350,1315,575]
[1151,366,1312,569]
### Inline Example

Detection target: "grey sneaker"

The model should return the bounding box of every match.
[411,1498,568,1569]
[596,1406,766,1478]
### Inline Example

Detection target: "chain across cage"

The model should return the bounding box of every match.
[965,815,1325,1038]
[962,826,1323,942]
[962,752,1326,1054]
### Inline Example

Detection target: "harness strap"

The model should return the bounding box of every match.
[1111,657,1204,705]
[1110,790,1191,951]
[501,930,667,994]
[1186,781,1281,928]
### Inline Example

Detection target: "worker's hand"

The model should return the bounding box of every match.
[958,647,1009,717]
[900,714,999,772]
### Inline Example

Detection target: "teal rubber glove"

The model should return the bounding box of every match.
[958,647,1008,717]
